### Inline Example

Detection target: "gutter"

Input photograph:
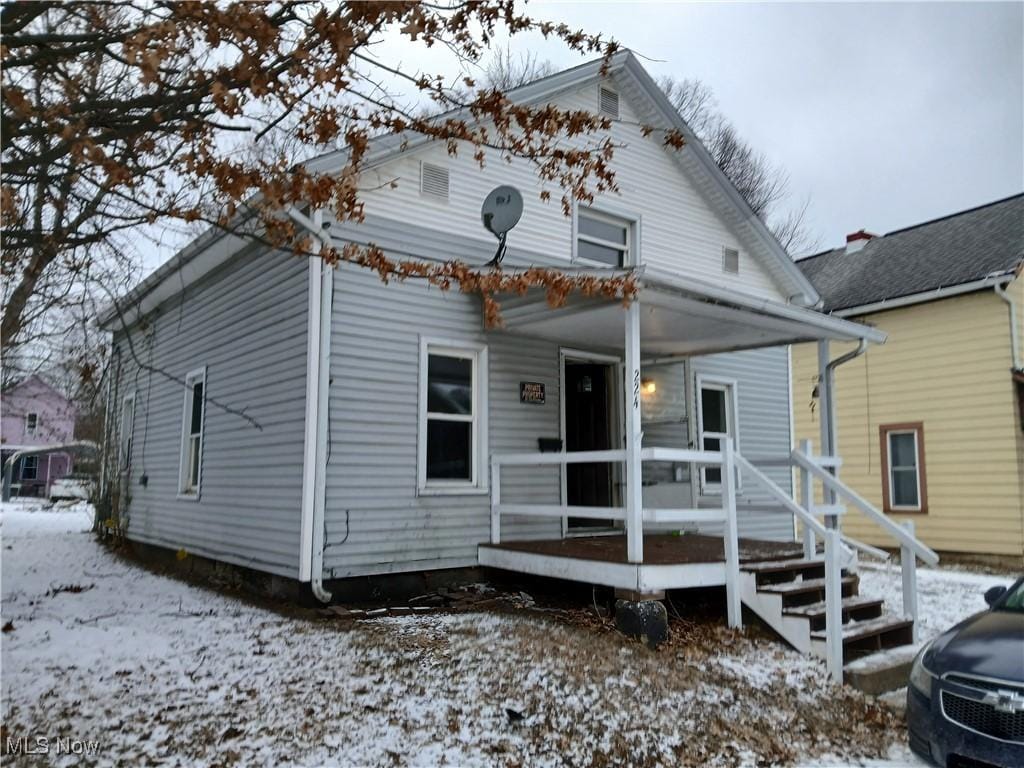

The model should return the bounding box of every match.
[993,280,1022,371]
[292,206,333,603]
[832,274,1015,318]
[640,265,887,344]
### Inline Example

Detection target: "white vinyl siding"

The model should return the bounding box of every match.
[351,78,788,300]
[109,245,308,578]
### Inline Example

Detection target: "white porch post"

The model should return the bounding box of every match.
[624,299,644,564]
[824,527,844,684]
[722,437,742,629]
[799,438,816,560]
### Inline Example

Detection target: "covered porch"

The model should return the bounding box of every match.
[479,266,893,623]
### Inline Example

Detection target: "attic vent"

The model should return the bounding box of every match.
[420,162,449,199]
[599,86,619,119]
[723,247,740,275]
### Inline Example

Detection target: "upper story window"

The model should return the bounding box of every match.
[178,367,206,497]
[576,208,631,268]
[25,413,38,436]
[418,340,488,494]
[880,423,927,513]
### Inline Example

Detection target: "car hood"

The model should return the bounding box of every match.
[929,610,1024,683]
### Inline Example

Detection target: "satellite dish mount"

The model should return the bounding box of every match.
[480,185,523,267]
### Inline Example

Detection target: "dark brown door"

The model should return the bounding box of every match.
[565,362,615,528]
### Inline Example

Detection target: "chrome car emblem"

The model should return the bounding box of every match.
[981,689,1024,714]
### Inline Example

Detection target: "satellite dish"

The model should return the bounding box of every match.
[481,185,523,239]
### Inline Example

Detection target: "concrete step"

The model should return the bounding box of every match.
[758,575,859,607]
[843,643,922,695]
[784,595,885,631]
[741,558,826,586]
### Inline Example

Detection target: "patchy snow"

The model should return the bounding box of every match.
[857,560,1016,643]
[0,501,1011,766]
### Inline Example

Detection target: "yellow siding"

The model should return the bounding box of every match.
[791,284,1024,557]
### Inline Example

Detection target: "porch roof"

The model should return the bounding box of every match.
[497,266,887,356]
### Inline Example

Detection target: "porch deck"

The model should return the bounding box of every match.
[478,533,805,594]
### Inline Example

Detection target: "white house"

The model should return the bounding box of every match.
[99,52,935,676]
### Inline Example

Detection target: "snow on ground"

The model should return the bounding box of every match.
[858,560,1015,644]
[0,500,1013,767]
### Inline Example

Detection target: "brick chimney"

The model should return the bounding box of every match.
[845,229,876,254]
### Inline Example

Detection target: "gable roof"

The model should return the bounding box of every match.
[797,194,1024,313]
[100,51,818,328]
[1,373,73,405]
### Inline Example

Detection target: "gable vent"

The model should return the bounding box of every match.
[723,247,740,275]
[420,162,450,199]
[599,86,619,119]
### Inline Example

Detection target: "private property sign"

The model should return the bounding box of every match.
[519,381,545,405]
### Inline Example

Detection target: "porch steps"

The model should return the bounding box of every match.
[738,558,916,692]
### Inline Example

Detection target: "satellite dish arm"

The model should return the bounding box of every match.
[485,231,507,268]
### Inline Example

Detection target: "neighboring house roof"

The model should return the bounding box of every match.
[1,373,73,405]
[796,194,1024,313]
[99,50,818,328]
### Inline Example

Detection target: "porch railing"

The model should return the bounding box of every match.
[738,438,937,682]
[489,437,937,684]
[489,442,742,629]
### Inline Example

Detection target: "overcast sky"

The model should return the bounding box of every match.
[145,2,1022,272]
[482,1,1023,254]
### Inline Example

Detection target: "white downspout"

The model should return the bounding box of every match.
[994,280,1021,371]
[291,205,333,603]
[818,337,869,531]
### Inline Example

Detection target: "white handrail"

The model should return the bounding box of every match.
[733,453,849,556]
[492,449,626,466]
[792,450,939,566]
[639,447,722,465]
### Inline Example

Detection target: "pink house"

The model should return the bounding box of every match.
[1,375,77,497]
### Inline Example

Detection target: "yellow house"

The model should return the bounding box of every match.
[791,195,1024,565]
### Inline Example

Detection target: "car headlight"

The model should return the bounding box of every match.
[909,644,935,697]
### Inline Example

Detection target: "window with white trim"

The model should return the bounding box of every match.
[25,412,38,436]
[20,455,38,481]
[575,208,631,267]
[120,393,136,471]
[697,378,738,493]
[178,368,206,496]
[881,424,925,512]
[418,341,487,493]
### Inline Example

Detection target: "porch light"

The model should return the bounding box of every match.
[641,378,657,395]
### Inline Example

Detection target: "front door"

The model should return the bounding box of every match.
[564,360,617,529]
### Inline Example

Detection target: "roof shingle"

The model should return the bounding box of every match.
[796,194,1024,312]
